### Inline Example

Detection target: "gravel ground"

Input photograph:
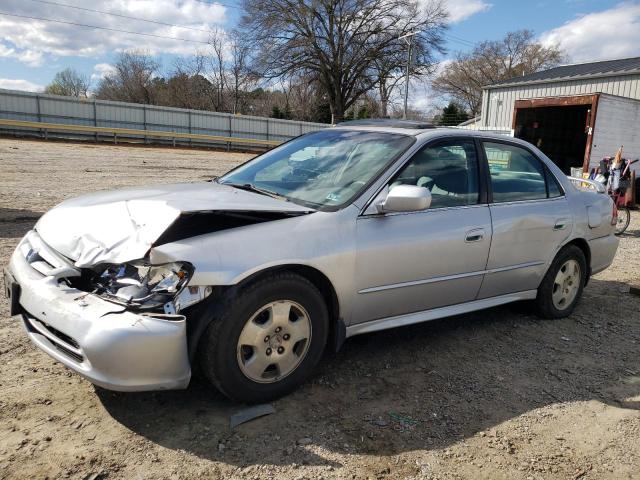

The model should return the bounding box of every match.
[1,138,639,480]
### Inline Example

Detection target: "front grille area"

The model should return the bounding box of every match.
[37,321,80,349]
[50,342,84,363]
[22,314,85,364]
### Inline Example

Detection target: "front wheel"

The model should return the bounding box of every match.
[198,272,329,403]
[535,245,586,319]
[615,206,631,236]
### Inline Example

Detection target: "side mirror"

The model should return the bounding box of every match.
[376,185,432,213]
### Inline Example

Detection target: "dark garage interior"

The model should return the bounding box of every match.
[513,105,590,174]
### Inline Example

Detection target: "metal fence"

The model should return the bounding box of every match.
[0,88,328,149]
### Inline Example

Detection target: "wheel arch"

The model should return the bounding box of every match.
[563,237,592,283]
[187,264,345,361]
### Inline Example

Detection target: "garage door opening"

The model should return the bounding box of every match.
[511,95,598,175]
[513,105,590,174]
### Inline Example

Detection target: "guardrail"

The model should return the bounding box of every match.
[0,118,282,148]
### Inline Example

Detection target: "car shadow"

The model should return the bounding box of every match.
[619,227,640,239]
[96,277,640,468]
[0,208,42,238]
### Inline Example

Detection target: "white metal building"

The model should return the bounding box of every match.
[480,57,640,181]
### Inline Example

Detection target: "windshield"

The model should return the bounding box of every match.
[218,129,415,208]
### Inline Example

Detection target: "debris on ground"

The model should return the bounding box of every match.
[229,403,275,429]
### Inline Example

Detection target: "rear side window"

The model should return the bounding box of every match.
[545,166,564,198]
[483,142,560,203]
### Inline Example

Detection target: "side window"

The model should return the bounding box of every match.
[389,139,479,208]
[484,142,551,203]
[545,166,564,198]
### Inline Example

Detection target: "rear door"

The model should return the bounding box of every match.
[353,137,492,323]
[478,140,572,299]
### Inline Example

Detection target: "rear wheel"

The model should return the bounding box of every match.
[198,272,329,403]
[615,206,631,235]
[535,245,586,319]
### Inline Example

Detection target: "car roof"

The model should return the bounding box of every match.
[337,119,436,130]
[331,124,516,143]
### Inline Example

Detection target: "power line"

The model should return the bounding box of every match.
[444,33,477,48]
[0,11,211,44]
[27,0,223,35]
[7,3,479,51]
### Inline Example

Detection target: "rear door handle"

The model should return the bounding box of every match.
[465,228,485,243]
[553,218,569,231]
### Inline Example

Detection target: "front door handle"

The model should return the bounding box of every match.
[465,228,485,243]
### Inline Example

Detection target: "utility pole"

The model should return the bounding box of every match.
[399,31,420,120]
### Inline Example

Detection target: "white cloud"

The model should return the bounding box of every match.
[0,43,16,57]
[0,43,44,67]
[0,78,44,91]
[0,0,227,66]
[443,0,492,23]
[20,50,45,67]
[90,63,117,83]
[540,3,640,62]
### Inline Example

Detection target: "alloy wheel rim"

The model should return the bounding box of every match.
[552,259,581,310]
[236,300,312,383]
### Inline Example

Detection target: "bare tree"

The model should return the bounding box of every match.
[287,73,320,121]
[95,51,160,104]
[373,52,418,118]
[432,30,565,115]
[164,54,217,110]
[240,0,447,123]
[44,68,89,97]
[208,28,228,111]
[227,30,257,114]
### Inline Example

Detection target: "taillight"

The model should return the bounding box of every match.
[611,203,618,225]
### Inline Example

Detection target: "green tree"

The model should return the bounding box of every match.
[437,102,469,126]
[271,105,292,119]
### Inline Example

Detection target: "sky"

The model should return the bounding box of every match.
[1,0,639,112]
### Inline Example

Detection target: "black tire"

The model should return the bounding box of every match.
[198,272,329,403]
[535,245,586,319]
[615,207,631,236]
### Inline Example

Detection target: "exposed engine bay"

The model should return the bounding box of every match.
[64,210,309,313]
[71,261,211,314]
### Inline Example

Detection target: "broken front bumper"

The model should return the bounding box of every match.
[6,230,191,391]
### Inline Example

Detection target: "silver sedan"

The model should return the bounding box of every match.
[4,121,619,403]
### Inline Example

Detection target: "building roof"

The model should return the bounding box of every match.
[486,56,640,89]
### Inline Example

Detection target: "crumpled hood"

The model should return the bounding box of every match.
[36,182,312,267]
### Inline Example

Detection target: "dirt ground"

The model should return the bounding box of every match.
[1,137,639,480]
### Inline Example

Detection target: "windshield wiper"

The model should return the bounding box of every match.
[222,182,288,201]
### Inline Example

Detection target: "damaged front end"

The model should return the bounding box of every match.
[8,230,192,391]
[75,260,210,315]
[6,181,317,391]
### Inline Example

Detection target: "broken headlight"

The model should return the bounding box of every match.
[92,261,194,311]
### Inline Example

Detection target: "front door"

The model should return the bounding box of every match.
[353,138,492,324]
[477,140,572,299]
